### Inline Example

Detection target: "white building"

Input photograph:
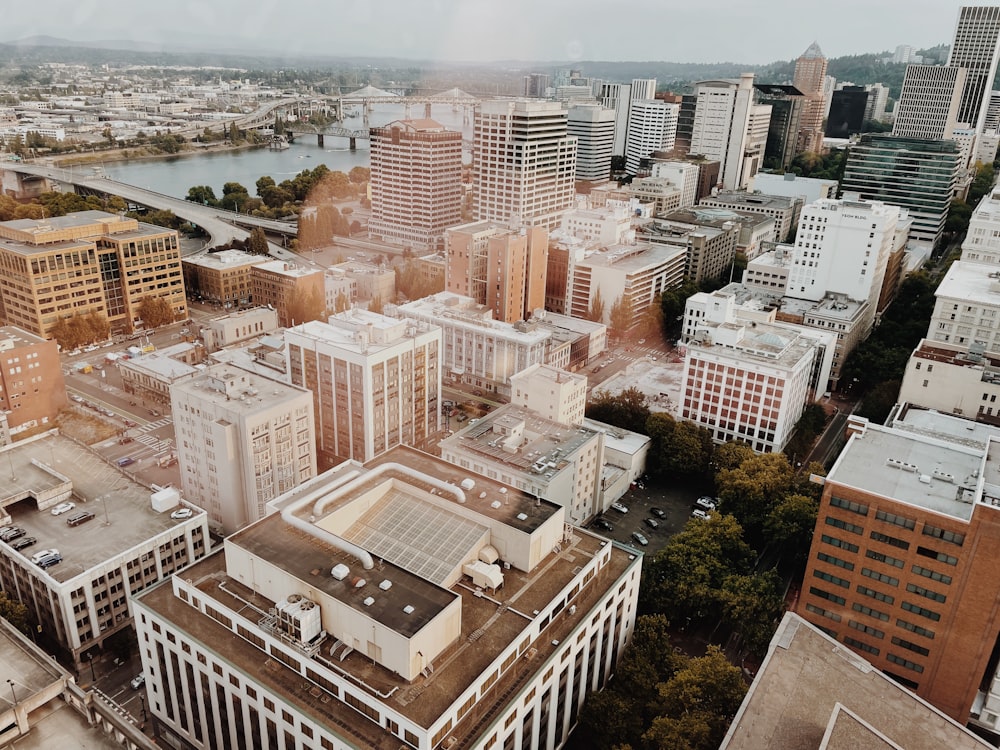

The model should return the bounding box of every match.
[892,65,966,140]
[898,339,1000,422]
[201,306,280,353]
[390,292,552,395]
[624,99,679,175]
[557,201,636,247]
[598,82,632,156]
[651,160,700,209]
[286,310,442,464]
[509,363,588,426]
[172,364,317,534]
[473,99,577,229]
[748,172,839,207]
[133,448,642,750]
[567,104,616,182]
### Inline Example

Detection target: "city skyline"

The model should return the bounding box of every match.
[1,0,969,65]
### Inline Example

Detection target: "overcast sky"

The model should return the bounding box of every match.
[2,0,964,64]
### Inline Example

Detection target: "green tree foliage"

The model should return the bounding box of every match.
[781,402,830,465]
[587,287,606,323]
[640,513,754,622]
[720,570,786,656]
[137,296,175,328]
[186,185,218,206]
[333,292,350,313]
[764,493,819,563]
[247,227,269,256]
[127,209,183,230]
[659,280,701,336]
[946,199,973,235]
[715,452,796,543]
[713,441,756,472]
[787,149,846,180]
[856,379,902,424]
[645,413,714,479]
[586,387,651,434]
[37,191,107,217]
[0,590,29,634]
[609,295,632,339]
[395,261,444,301]
[0,194,45,221]
[969,163,996,208]
[286,289,326,326]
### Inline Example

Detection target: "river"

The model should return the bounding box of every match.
[102,103,475,200]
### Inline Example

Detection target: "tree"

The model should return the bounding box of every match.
[0,591,29,634]
[713,441,756,472]
[645,413,714,480]
[333,291,350,313]
[715,452,796,541]
[721,570,786,656]
[765,493,819,563]
[286,289,325,326]
[587,287,606,323]
[349,166,370,184]
[248,227,269,256]
[368,295,384,315]
[609,295,632,340]
[137,296,175,328]
[586,387,651,435]
[186,185,218,206]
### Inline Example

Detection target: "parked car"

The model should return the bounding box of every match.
[11,537,36,551]
[66,511,95,527]
[170,508,194,520]
[50,502,76,516]
[644,518,659,530]
[592,518,614,532]
[691,509,711,521]
[695,496,717,511]
[0,527,25,542]
[610,502,629,514]
[650,507,666,518]
[117,457,135,467]
[130,674,145,690]
[31,549,61,568]
[631,531,649,547]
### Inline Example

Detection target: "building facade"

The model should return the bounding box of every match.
[0,326,66,436]
[892,65,965,140]
[250,261,325,328]
[948,5,1000,132]
[793,42,829,154]
[181,249,267,309]
[567,104,615,182]
[368,119,463,251]
[624,99,679,175]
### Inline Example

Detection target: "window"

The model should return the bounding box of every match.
[896,619,935,639]
[814,570,850,588]
[856,585,894,604]
[901,601,940,621]
[870,531,909,550]
[822,534,860,553]
[809,586,846,606]
[866,549,904,568]
[891,636,930,656]
[861,568,898,587]
[921,525,964,546]
[818,552,854,571]
[875,510,915,530]
[848,620,884,639]
[805,603,842,622]
[852,602,889,621]
[905,583,946,603]
[830,496,869,516]
[886,653,924,673]
[911,565,951,585]
[826,517,863,535]
[843,636,880,656]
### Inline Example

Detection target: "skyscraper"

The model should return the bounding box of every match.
[472,99,577,229]
[892,65,965,140]
[624,99,679,174]
[567,103,616,181]
[948,5,1000,132]
[794,42,828,153]
[368,118,463,251]
[690,74,769,190]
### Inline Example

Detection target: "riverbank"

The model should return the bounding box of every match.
[48,141,265,168]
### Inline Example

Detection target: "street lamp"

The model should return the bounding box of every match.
[139,694,147,722]
[7,679,15,705]
[88,653,96,681]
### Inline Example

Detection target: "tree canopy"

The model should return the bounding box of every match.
[137,296,175,328]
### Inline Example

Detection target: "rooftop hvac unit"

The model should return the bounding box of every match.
[276,594,322,643]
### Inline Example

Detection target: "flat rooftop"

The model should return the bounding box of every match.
[934,259,1000,306]
[0,432,201,583]
[172,363,308,414]
[701,191,800,211]
[576,241,684,272]
[397,293,551,344]
[721,613,992,750]
[828,422,982,521]
[781,295,866,323]
[183,249,266,269]
[255,259,320,278]
[890,402,1000,449]
[0,326,48,347]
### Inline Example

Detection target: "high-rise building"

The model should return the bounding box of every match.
[948,5,1000,132]
[793,42,829,153]
[286,310,441,465]
[171,364,317,534]
[893,44,921,64]
[472,100,577,229]
[368,119,463,251]
[865,82,892,123]
[567,104,616,182]
[892,65,966,140]
[598,82,632,156]
[841,135,961,246]
[985,89,1000,130]
[523,72,551,98]
[754,84,805,170]
[624,99,679,175]
[132,447,642,750]
[651,161,700,208]
[690,74,769,190]
[795,408,1000,731]
[0,211,186,338]
[826,86,870,139]
[445,221,548,323]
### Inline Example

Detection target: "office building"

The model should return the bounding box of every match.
[0,431,209,668]
[132,447,642,750]
[794,42,828,153]
[181,249,267,310]
[390,292,552,396]
[698,190,803,242]
[866,82,892,123]
[720,613,993,750]
[557,201,636,247]
[368,119,463,251]
[509,363,588,426]
[826,86,869,139]
[898,339,1000,422]
[624,99,678,175]
[754,84,805,170]
[529,310,608,371]
[0,211,186,338]
[0,326,66,437]
[567,104,616,182]
[892,65,965,140]
[249,261,325,328]
[328,259,396,306]
[445,221,548,324]
[651,160,699,208]
[894,44,922,64]
[749,172,838,206]
[690,75,770,190]
[523,72,551,98]
[841,135,960,246]
[948,5,1000,132]
[171,364,316,534]
[286,310,441,465]
[927,264,1000,354]
[794,409,1000,730]
[672,94,699,155]
[200,306,280,353]
[472,99,577,229]
[598,82,632,156]
[119,341,203,408]
[638,210,741,285]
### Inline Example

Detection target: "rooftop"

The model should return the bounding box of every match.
[0,432,202,583]
[700,191,800,211]
[0,325,49,349]
[395,293,550,344]
[289,312,436,355]
[721,613,992,750]
[183,249,268,269]
[171,363,308,414]
[934,259,1000,306]
[576,241,684,272]
[119,346,199,380]
[254,260,321,278]
[828,421,982,522]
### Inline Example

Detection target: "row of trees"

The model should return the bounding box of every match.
[48,311,110,350]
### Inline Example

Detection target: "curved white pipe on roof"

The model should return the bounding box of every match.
[310,461,467,519]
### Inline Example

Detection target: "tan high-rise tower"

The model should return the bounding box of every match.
[794,42,828,154]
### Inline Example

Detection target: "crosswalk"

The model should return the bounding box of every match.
[136,433,172,455]
[137,417,172,433]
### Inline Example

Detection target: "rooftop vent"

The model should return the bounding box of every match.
[331,564,350,580]
[379,580,392,591]
[490,500,502,509]
[403,605,415,615]
[363,596,375,607]
[516,512,529,521]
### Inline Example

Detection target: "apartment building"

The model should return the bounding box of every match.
[181,249,267,309]
[445,221,548,324]
[250,261,325,328]
[390,292,551,396]
[0,326,66,436]
[0,211,186,338]
[0,432,209,668]
[132,447,642,750]
[285,310,442,465]
[753,84,805,170]
[368,119,463,251]
[171,364,316,534]
[472,99,577,229]
[795,409,1000,732]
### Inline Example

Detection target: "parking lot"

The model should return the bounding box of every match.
[590,476,716,554]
